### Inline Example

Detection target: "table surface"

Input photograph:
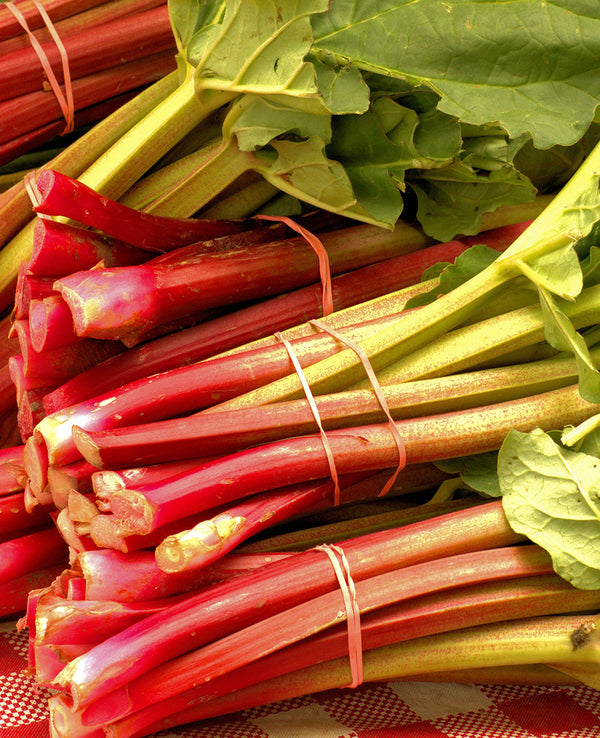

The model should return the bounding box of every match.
[2,620,599,738]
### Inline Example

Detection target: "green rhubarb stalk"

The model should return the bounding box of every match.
[211,283,600,412]
[211,139,600,408]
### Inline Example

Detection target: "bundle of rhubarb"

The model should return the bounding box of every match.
[4,2,600,736]
[0,0,177,168]
[8,130,600,736]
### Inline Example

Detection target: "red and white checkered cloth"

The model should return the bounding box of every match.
[2,619,600,738]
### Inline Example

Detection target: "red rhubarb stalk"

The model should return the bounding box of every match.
[28,219,152,278]
[13,266,55,320]
[73,548,292,602]
[103,611,600,737]
[35,311,404,466]
[32,169,250,251]
[0,445,26,494]
[0,526,67,586]
[0,0,166,54]
[53,220,429,340]
[150,470,446,572]
[0,0,106,40]
[29,295,80,352]
[72,348,586,469]
[39,218,532,410]
[104,575,600,738]
[95,383,598,538]
[0,72,180,310]
[49,501,522,706]
[11,319,123,383]
[0,490,52,538]
[113,218,526,350]
[0,5,175,102]
[0,51,176,146]
[59,544,551,716]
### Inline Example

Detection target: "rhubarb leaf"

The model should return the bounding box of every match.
[435,451,500,497]
[581,246,600,287]
[409,161,536,241]
[173,0,329,97]
[499,428,600,590]
[312,59,370,114]
[260,137,372,219]
[405,244,500,307]
[225,94,332,151]
[537,287,600,403]
[311,1,600,148]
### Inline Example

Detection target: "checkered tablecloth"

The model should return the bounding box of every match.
[2,620,600,738]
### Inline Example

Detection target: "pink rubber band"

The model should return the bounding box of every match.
[310,319,406,496]
[255,214,334,316]
[5,0,75,134]
[315,543,363,688]
[274,331,341,505]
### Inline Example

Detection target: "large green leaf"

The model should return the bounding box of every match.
[312,0,600,148]
[180,0,330,97]
[499,428,600,590]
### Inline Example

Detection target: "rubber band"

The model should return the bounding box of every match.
[5,0,75,134]
[315,543,363,688]
[274,331,341,505]
[254,214,334,316]
[310,318,406,496]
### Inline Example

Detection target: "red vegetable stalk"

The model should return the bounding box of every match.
[28,219,153,278]
[32,169,253,251]
[89,383,598,540]
[100,611,600,738]
[34,217,543,412]
[52,221,428,341]
[71,347,589,470]
[0,5,175,103]
[55,543,553,723]
[98,575,599,737]
[0,71,180,311]
[69,548,293,602]
[32,310,405,473]
[0,51,177,148]
[42,500,521,707]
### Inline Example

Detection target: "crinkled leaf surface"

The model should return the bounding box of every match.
[499,428,600,589]
[225,94,332,151]
[312,59,370,114]
[259,137,374,220]
[178,0,329,97]
[311,0,600,148]
[410,161,536,241]
[583,247,600,287]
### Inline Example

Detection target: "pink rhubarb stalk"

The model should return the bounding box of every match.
[94,383,597,538]
[48,501,522,706]
[32,169,251,251]
[57,543,549,716]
